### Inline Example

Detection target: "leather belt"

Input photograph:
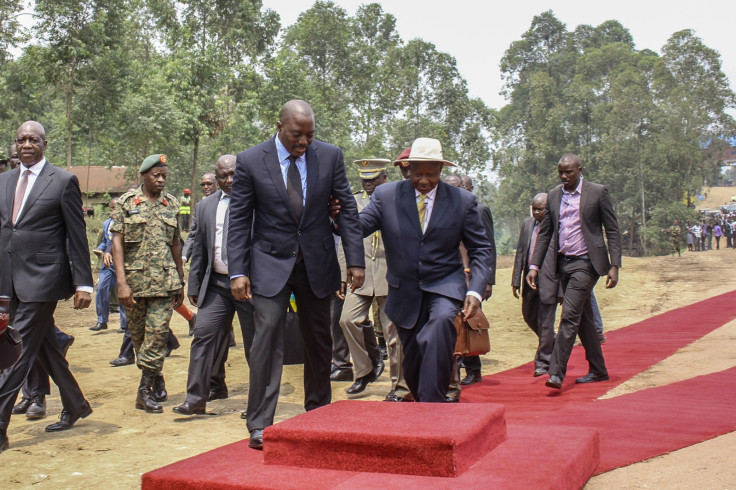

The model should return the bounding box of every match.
[557,253,589,260]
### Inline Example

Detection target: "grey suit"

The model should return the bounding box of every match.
[185,190,254,408]
[512,217,559,370]
[531,179,622,380]
[0,161,93,430]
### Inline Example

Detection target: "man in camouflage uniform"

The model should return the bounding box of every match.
[111,154,186,413]
[663,219,682,257]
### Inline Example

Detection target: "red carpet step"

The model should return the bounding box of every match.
[142,419,599,489]
[264,400,507,477]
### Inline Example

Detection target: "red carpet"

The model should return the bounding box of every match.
[143,290,736,489]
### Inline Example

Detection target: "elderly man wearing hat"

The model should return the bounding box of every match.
[111,154,186,413]
[354,138,492,402]
[337,159,412,401]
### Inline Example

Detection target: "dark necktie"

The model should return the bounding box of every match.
[287,155,304,223]
[528,223,539,264]
[12,169,31,224]
[221,197,230,265]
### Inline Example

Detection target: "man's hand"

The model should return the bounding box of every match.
[526,269,538,290]
[512,286,520,299]
[103,252,113,268]
[484,284,493,300]
[231,276,251,301]
[74,291,92,310]
[173,290,184,309]
[336,281,346,301]
[329,195,341,220]
[606,266,619,289]
[346,267,364,292]
[188,295,198,307]
[118,283,136,308]
[462,295,481,320]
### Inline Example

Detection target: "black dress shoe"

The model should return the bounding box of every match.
[26,395,46,420]
[89,322,108,331]
[240,410,247,420]
[445,396,459,403]
[598,333,607,344]
[370,359,385,382]
[61,336,75,356]
[533,368,548,377]
[346,376,371,395]
[45,401,92,432]
[575,372,610,384]
[249,429,263,450]
[546,375,563,389]
[460,373,482,385]
[12,397,31,414]
[379,346,388,360]
[208,389,228,401]
[110,355,134,367]
[110,306,120,313]
[172,402,206,415]
[329,369,353,382]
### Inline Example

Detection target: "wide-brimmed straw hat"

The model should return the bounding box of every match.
[404,138,455,167]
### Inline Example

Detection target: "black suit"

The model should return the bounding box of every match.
[512,217,559,370]
[0,161,93,431]
[228,136,364,431]
[184,190,254,408]
[531,180,622,380]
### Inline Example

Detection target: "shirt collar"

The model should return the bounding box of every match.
[220,191,230,200]
[274,133,303,164]
[20,158,46,175]
[415,184,438,200]
[563,177,584,196]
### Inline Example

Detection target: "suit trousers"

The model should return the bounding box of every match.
[247,261,332,431]
[22,326,72,397]
[185,274,255,408]
[521,283,557,370]
[397,293,462,403]
[549,256,607,380]
[330,295,352,373]
[0,299,85,431]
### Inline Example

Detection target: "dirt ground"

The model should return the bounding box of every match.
[1,248,735,488]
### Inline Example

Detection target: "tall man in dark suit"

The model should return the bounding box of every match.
[512,193,559,377]
[357,138,492,403]
[174,155,255,415]
[0,121,94,453]
[228,100,365,449]
[527,153,622,389]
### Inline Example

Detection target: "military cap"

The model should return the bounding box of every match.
[393,148,411,168]
[139,154,168,173]
[353,158,390,180]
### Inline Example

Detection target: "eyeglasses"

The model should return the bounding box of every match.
[200,182,215,187]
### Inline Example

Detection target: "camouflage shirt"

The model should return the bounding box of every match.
[111,186,181,297]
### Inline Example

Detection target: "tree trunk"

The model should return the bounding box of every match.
[191,136,199,203]
[66,90,73,168]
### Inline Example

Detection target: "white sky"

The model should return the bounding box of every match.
[266,0,736,110]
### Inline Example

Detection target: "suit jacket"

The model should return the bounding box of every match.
[531,180,622,276]
[228,137,365,299]
[512,217,559,304]
[478,203,497,285]
[0,162,93,302]
[359,180,492,329]
[188,190,227,307]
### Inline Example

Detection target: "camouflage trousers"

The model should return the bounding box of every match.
[127,296,174,372]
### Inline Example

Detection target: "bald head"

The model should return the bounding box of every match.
[15,121,47,166]
[531,192,548,222]
[200,172,218,196]
[443,173,463,187]
[461,175,474,192]
[277,100,315,158]
[215,154,236,195]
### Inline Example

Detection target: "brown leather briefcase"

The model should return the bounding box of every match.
[454,309,490,357]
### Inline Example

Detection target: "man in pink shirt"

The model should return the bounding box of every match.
[527,154,622,390]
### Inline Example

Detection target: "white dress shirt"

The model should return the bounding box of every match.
[213,193,230,274]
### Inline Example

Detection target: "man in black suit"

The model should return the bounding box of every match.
[228,100,365,449]
[527,154,622,389]
[357,138,492,403]
[512,193,559,376]
[173,155,255,415]
[0,121,94,453]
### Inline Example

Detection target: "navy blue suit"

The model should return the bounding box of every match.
[228,136,364,431]
[359,180,491,402]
